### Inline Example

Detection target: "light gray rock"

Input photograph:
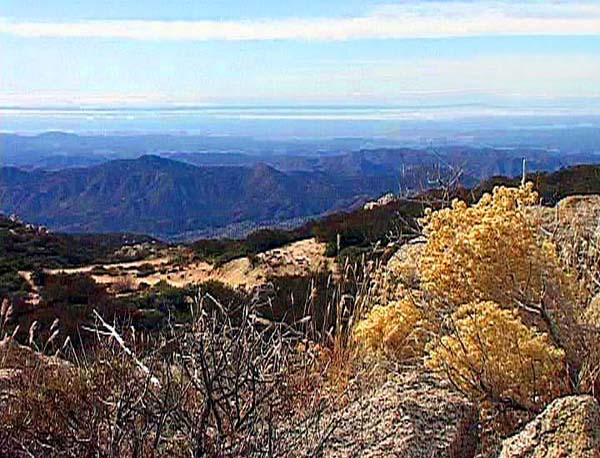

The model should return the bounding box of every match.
[283,370,478,458]
[500,395,600,458]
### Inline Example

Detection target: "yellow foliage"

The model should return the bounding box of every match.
[425,301,566,410]
[353,182,582,407]
[420,183,570,310]
[353,298,425,360]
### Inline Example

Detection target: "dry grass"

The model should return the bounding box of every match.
[0,249,381,457]
[546,197,600,400]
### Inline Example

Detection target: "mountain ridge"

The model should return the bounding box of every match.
[3,139,600,238]
[0,155,398,237]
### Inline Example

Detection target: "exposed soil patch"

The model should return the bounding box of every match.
[42,238,333,292]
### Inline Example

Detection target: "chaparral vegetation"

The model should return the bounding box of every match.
[1,168,599,456]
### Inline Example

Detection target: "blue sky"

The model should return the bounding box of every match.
[1,0,599,107]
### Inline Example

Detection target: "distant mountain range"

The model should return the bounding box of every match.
[1,132,600,238]
[0,155,400,236]
[3,129,600,171]
[163,147,597,180]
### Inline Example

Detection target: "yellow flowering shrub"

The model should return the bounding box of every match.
[426,301,566,410]
[353,182,583,407]
[353,298,425,360]
[420,183,570,311]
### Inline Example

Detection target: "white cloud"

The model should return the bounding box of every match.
[1,1,600,41]
[3,53,598,107]
[283,54,600,99]
[0,91,215,107]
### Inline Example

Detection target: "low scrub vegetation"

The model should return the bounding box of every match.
[0,263,370,456]
[0,214,161,303]
[0,293,322,456]
[353,181,600,453]
[2,170,600,456]
[8,273,132,348]
[425,301,567,411]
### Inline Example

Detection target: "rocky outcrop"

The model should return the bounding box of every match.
[499,395,600,458]
[534,194,600,241]
[364,193,397,210]
[386,237,425,289]
[557,195,600,230]
[0,338,71,382]
[289,370,478,458]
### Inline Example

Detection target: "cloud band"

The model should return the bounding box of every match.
[1,2,600,41]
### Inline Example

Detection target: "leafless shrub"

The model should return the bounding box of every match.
[1,281,372,456]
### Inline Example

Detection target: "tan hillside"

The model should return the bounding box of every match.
[42,237,333,292]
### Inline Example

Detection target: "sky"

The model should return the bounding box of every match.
[1,0,600,107]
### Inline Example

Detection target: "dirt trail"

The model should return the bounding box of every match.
[45,256,172,276]
[42,238,333,292]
